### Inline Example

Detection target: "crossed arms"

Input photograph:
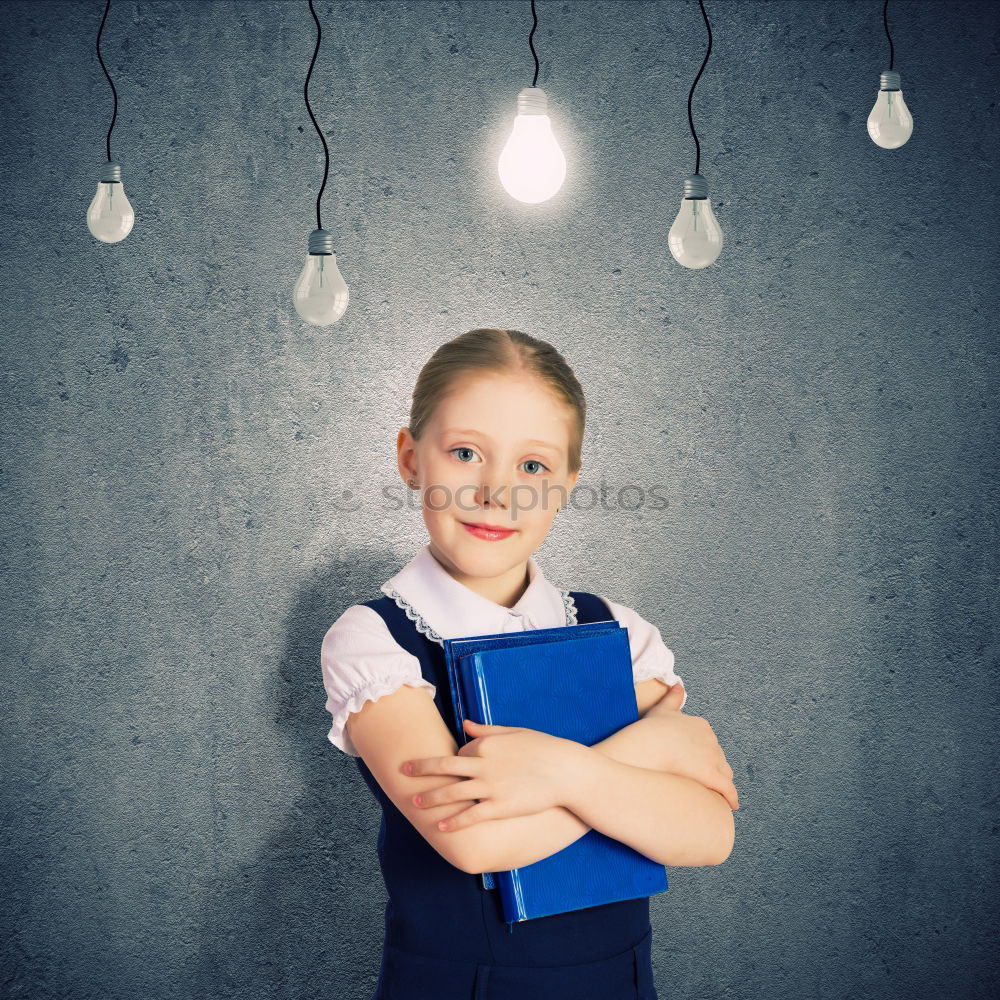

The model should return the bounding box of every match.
[348,677,739,875]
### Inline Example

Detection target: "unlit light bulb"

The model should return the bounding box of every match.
[293,228,349,326]
[668,174,723,270]
[867,70,913,149]
[87,160,134,243]
[497,87,566,204]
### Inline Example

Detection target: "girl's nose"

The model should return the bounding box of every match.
[475,474,510,510]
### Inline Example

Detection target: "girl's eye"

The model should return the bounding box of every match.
[521,459,549,475]
[449,449,549,475]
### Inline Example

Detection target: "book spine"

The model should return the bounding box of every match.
[473,655,524,923]
[444,643,469,746]
[465,654,496,891]
[496,868,527,927]
[472,655,494,724]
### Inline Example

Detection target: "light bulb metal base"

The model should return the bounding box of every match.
[880,70,901,91]
[308,228,335,256]
[100,161,123,183]
[683,173,709,200]
[516,87,548,115]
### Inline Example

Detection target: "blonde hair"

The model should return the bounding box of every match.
[408,328,586,474]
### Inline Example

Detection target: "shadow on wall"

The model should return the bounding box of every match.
[189,545,405,1000]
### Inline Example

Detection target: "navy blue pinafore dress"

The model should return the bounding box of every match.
[353,591,660,1000]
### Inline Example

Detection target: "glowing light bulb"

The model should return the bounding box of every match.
[497,87,566,204]
[668,174,723,270]
[87,160,134,243]
[867,70,913,149]
[293,228,349,326]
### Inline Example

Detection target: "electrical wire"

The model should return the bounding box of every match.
[687,0,713,177]
[305,0,330,232]
[883,0,895,71]
[528,0,540,88]
[95,0,118,163]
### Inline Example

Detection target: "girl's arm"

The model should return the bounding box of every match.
[345,680,700,876]
[348,672,733,876]
[463,714,734,874]
[564,746,736,867]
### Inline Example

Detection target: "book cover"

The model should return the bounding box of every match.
[443,623,669,923]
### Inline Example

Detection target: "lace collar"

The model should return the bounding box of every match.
[380,543,577,647]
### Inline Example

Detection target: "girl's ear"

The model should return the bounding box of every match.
[397,427,418,483]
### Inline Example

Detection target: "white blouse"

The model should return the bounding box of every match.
[320,543,687,757]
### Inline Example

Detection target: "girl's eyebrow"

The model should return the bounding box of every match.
[440,428,564,457]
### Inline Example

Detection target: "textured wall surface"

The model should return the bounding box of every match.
[1,1,998,998]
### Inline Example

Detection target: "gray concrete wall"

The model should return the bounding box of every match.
[1,1,997,998]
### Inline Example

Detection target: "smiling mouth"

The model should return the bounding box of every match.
[460,521,517,540]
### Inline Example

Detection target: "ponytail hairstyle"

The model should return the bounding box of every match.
[408,328,586,474]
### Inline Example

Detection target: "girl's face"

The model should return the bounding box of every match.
[397,370,580,588]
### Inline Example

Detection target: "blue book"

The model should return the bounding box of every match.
[442,621,669,925]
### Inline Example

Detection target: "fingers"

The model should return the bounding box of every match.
[710,777,740,811]
[412,779,484,810]
[437,802,490,832]
[715,753,734,781]
[644,683,685,719]
[722,779,740,811]
[714,756,738,808]
[664,683,685,708]
[403,756,482,778]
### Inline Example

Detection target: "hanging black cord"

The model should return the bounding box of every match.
[96,0,117,163]
[687,0,712,176]
[528,0,540,88]
[882,0,894,71]
[305,0,330,232]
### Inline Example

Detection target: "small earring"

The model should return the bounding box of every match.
[408,478,416,489]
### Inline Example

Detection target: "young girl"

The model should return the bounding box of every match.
[320,328,738,1000]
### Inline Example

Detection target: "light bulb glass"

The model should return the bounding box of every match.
[668,197,723,270]
[294,253,349,326]
[498,90,566,204]
[87,181,134,243]
[867,87,913,149]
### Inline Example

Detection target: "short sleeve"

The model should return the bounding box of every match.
[320,604,437,757]
[600,597,688,711]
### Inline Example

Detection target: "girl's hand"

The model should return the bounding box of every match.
[645,685,740,810]
[402,719,579,832]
